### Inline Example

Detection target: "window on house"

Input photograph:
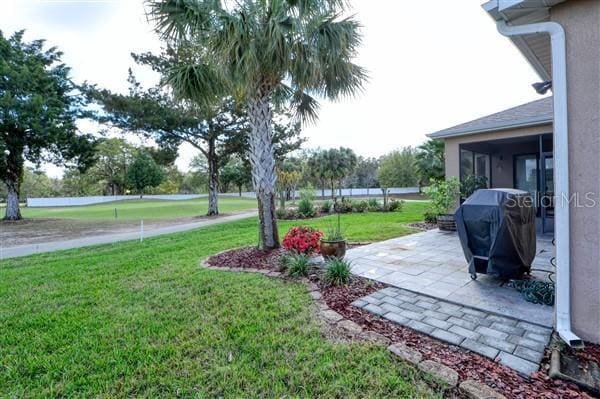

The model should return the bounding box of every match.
[514,154,538,195]
[460,149,473,180]
[460,149,490,185]
[474,153,490,182]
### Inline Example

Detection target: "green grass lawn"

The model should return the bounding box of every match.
[291,201,429,242]
[0,204,441,398]
[16,196,257,220]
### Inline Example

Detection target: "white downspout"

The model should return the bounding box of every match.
[496,20,583,348]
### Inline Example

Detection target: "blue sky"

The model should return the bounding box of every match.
[2,0,545,177]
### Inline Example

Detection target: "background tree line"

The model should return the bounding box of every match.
[2,138,444,202]
[1,8,442,250]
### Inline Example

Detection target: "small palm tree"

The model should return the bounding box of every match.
[147,0,366,249]
[415,139,445,187]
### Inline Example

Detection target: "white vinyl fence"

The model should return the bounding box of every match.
[26,187,420,207]
[26,194,207,207]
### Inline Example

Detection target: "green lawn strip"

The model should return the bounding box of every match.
[19,196,257,221]
[0,205,441,398]
[285,201,429,242]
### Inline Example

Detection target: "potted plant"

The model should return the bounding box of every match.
[320,204,346,259]
[425,177,460,231]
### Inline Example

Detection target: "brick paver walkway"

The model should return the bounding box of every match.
[346,229,554,327]
[353,286,552,375]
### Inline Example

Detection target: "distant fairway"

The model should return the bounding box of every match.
[14,196,257,220]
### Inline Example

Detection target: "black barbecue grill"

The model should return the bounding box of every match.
[454,188,536,280]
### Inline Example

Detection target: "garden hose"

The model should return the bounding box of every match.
[509,279,555,306]
[509,239,556,306]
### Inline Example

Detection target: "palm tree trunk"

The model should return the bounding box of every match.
[207,138,219,216]
[248,94,279,249]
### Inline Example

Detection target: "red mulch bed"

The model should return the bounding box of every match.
[574,342,600,364]
[310,273,385,309]
[564,341,600,371]
[206,247,595,399]
[206,247,287,270]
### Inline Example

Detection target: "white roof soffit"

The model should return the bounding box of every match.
[482,0,568,81]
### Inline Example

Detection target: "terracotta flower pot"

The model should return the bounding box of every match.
[320,239,347,259]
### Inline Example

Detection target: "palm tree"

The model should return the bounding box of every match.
[415,139,445,188]
[147,0,366,249]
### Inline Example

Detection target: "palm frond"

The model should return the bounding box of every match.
[166,62,226,108]
[146,0,220,41]
[209,10,262,93]
[147,0,366,117]
[271,83,294,107]
[285,0,350,16]
[272,83,320,125]
[291,89,320,125]
[304,14,368,98]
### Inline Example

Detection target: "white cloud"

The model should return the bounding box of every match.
[1,0,545,178]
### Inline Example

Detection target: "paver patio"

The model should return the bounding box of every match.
[346,228,555,375]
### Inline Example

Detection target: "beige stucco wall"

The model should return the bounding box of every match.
[551,0,600,344]
[443,123,552,184]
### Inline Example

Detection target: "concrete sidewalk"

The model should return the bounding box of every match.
[1,211,257,260]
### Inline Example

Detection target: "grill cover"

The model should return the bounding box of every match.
[454,188,536,279]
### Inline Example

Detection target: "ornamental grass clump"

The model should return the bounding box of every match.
[297,198,316,218]
[282,226,323,254]
[324,258,352,286]
[287,253,311,277]
[321,200,332,213]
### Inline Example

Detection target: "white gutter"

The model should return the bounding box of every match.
[496,20,583,348]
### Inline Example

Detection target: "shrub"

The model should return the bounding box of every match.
[282,226,323,254]
[352,200,369,213]
[297,198,315,218]
[287,253,311,277]
[276,208,300,220]
[324,258,352,286]
[387,199,403,212]
[276,208,287,219]
[321,200,332,213]
[285,209,299,219]
[423,211,438,223]
[367,198,381,212]
[425,177,460,215]
[278,253,293,271]
[336,197,354,213]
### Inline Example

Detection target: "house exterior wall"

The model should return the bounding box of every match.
[551,0,600,344]
[443,124,552,186]
[490,141,540,188]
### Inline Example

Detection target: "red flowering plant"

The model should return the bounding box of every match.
[282,226,323,254]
